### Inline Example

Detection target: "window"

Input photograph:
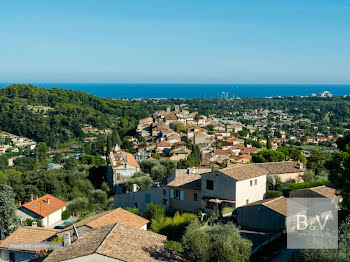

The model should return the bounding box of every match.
[206,180,214,190]
[255,179,257,185]
[163,189,167,196]
[134,203,138,208]
[9,252,15,262]
[246,199,249,204]
[175,189,180,199]
[250,180,253,186]
[194,193,198,201]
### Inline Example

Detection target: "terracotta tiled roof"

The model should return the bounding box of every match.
[254,161,303,174]
[213,149,232,155]
[262,197,288,216]
[165,115,177,120]
[109,151,140,169]
[21,194,68,218]
[243,197,288,216]
[236,154,252,162]
[64,208,149,231]
[225,137,239,143]
[167,173,202,190]
[309,185,337,198]
[45,223,168,262]
[0,227,59,249]
[218,164,268,181]
[156,141,171,147]
[45,224,115,262]
[240,147,258,154]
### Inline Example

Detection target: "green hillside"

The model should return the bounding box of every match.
[0,84,161,147]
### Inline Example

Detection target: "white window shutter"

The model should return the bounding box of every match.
[180,191,184,200]
[170,189,174,199]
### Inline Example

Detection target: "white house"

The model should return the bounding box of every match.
[17,194,68,227]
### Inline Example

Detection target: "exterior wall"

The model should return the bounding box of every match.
[64,253,120,262]
[0,249,34,262]
[236,205,286,233]
[169,187,201,213]
[200,172,236,212]
[114,187,169,214]
[235,175,267,207]
[45,207,65,227]
[108,164,139,193]
[17,206,65,227]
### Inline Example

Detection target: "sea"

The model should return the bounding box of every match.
[1,83,350,99]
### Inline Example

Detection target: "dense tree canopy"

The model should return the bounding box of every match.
[328,134,350,209]
[0,84,162,147]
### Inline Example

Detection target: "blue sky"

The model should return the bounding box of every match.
[0,0,349,83]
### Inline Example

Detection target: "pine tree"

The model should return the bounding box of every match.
[0,184,19,235]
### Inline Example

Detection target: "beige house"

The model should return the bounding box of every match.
[254,161,304,182]
[200,164,268,212]
[169,147,191,161]
[167,173,202,213]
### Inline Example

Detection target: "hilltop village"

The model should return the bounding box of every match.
[0,87,348,261]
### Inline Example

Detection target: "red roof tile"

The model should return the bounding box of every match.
[21,194,68,218]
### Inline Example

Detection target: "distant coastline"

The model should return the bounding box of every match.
[1,83,350,99]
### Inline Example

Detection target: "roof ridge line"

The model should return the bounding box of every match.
[94,223,119,254]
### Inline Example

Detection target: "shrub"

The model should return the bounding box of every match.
[151,211,197,241]
[302,170,315,182]
[61,210,71,220]
[25,219,42,227]
[277,180,330,192]
[68,197,89,215]
[125,207,139,215]
[267,190,283,198]
[144,203,165,221]
[124,176,152,192]
[164,240,184,252]
[183,221,252,262]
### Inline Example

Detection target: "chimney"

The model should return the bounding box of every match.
[32,221,37,227]
[30,194,34,202]
[36,195,38,200]
[47,198,50,204]
[187,168,190,174]
[64,232,71,246]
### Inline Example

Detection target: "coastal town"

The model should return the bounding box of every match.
[0,89,346,261]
